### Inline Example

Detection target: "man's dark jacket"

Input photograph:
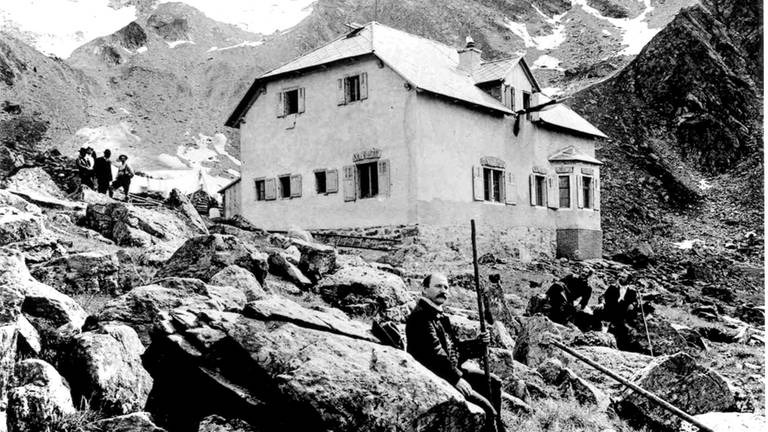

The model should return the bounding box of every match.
[93,157,113,182]
[406,298,482,384]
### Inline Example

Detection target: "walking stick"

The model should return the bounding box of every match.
[636,288,654,357]
[470,220,493,400]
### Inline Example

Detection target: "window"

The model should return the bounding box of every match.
[278,175,291,198]
[509,86,516,111]
[583,176,593,209]
[483,168,503,202]
[357,162,379,198]
[338,73,368,105]
[523,91,531,119]
[558,175,571,208]
[529,174,545,206]
[254,179,266,201]
[315,171,327,194]
[277,87,305,117]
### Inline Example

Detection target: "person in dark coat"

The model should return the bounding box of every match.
[596,272,639,349]
[406,272,504,432]
[93,149,113,195]
[111,154,134,201]
[545,268,593,326]
[76,147,94,189]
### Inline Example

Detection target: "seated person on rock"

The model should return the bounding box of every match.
[595,272,639,349]
[406,272,504,432]
[545,268,594,327]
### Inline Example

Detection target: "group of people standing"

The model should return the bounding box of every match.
[76,147,134,200]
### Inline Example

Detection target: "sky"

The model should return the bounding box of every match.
[0,0,315,57]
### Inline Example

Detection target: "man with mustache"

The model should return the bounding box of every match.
[406,272,504,432]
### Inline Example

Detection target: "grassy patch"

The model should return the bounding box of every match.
[503,398,640,432]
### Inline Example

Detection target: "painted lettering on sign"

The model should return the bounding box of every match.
[353,148,382,162]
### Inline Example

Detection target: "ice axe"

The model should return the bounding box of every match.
[636,284,654,357]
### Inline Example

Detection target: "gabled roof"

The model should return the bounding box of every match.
[218,177,241,193]
[226,22,515,127]
[472,56,541,92]
[549,145,603,165]
[536,103,608,139]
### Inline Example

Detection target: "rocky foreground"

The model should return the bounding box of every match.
[0,167,765,432]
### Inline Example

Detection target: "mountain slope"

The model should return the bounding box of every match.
[569,0,763,253]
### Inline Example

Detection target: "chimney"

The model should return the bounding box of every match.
[458,36,482,73]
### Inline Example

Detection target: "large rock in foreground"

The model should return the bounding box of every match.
[617,353,736,430]
[7,359,75,432]
[86,411,166,432]
[31,251,124,295]
[316,266,412,319]
[81,202,207,247]
[59,324,152,415]
[154,235,268,283]
[144,301,486,432]
[0,206,45,246]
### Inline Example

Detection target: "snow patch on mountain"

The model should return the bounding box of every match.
[167,40,195,48]
[573,0,660,55]
[504,10,567,51]
[207,41,263,52]
[0,0,137,58]
[533,54,563,70]
[73,122,141,155]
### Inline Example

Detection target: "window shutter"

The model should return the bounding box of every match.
[505,172,517,205]
[377,159,390,196]
[290,174,302,198]
[298,88,306,113]
[265,178,276,200]
[576,175,584,208]
[343,165,356,201]
[344,77,351,104]
[594,176,600,210]
[547,175,559,208]
[360,72,368,100]
[337,79,346,105]
[326,169,338,193]
[472,166,484,201]
[276,91,285,117]
[510,87,516,111]
[529,174,536,205]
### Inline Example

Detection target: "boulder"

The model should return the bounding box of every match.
[0,206,45,246]
[291,238,337,282]
[316,266,412,319]
[565,346,652,395]
[81,202,207,247]
[151,277,247,312]
[0,147,26,178]
[263,274,301,296]
[198,415,256,432]
[86,412,166,432]
[617,353,736,430]
[0,190,41,215]
[1,250,27,425]
[572,331,617,348]
[735,304,764,326]
[31,251,124,295]
[286,227,313,242]
[4,167,84,210]
[672,325,708,351]
[679,412,767,432]
[536,358,608,408]
[96,285,225,345]
[210,265,267,301]
[16,315,40,357]
[165,189,209,236]
[3,234,67,264]
[59,324,152,415]
[153,235,268,284]
[267,252,311,288]
[143,306,486,432]
[513,315,571,366]
[622,313,689,355]
[449,314,514,351]
[6,359,75,432]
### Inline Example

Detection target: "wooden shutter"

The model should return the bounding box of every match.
[547,175,558,209]
[326,169,338,193]
[297,88,305,113]
[290,174,302,198]
[377,159,390,197]
[576,175,584,208]
[265,178,276,200]
[337,79,346,105]
[529,174,536,205]
[505,172,516,205]
[510,87,516,111]
[594,176,600,210]
[343,165,356,201]
[276,91,285,117]
[472,166,484,201]
[344,77,351,103]
[360,73,368,100]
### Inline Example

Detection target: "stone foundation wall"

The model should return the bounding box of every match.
[417,224,556,262]
[556,228,603,259]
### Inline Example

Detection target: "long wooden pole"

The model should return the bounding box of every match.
[552,341,715,432]
[637,289,654,357]
[470,220,492,396]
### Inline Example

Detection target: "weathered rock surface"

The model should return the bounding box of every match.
[679,412,767,432]
[144,301,486,432]
[7,359,75,432]
[151,277,247,312]
[198,415,256,432]
[4,167,84,210]
[3,234,67,264]
[513,315,573,366]
[165,188,209,236]
[267,252,311,288]
[572,330,617,348]
[316,266,411,319]
[87,411,166,432]
[0,206,45,246]
[617,353,736,430]
[623,313,689,355]
[449,314,514,351]
[154,235,268,283]
[0,190,41,215]
[210,265,267,301]
[81,202,207,247]
[31,251,125,295]
[59,324,152,415]
[537,358,608,409]
[16,315,40,357]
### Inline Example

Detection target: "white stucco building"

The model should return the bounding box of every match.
[224,22,607,259]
